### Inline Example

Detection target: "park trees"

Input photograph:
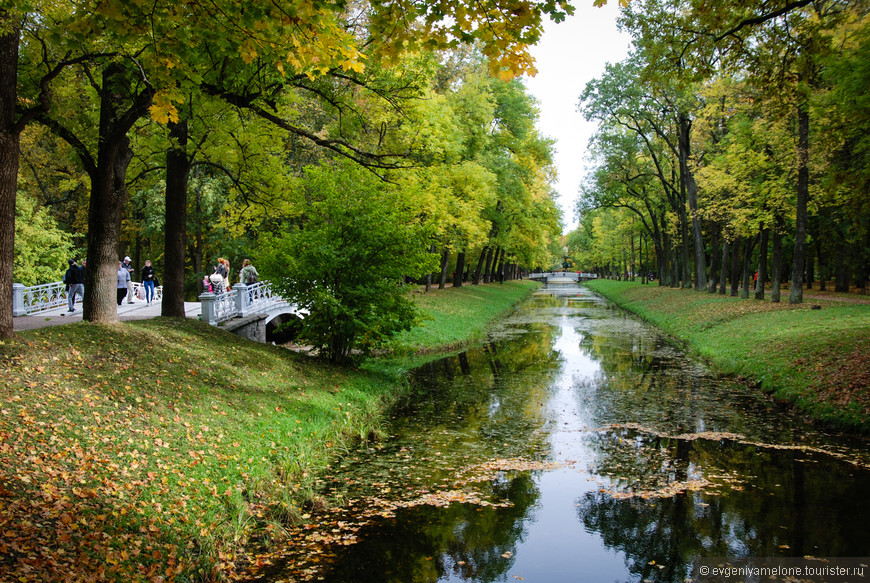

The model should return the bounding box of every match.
[1,0,576,338]
[574,0,870,301]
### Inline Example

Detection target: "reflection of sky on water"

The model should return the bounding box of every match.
[253,284,870,583]
[488,319,629,582]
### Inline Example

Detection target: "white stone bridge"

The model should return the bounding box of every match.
[527,271,598,283]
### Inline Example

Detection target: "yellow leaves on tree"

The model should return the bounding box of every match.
[149,91,180,125]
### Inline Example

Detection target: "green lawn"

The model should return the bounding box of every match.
[0,280,538,582]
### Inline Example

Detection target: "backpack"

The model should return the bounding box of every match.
[245,267,258,284]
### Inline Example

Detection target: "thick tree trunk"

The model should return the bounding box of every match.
[82,64,150,323]
[0,23,19,338]
[452,251,465,288]
[84,137,133,323]
[755,228,769,300]
[789,104,810,304]
[162,119,190,317]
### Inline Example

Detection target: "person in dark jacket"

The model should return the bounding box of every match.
[141,260,157,305]
[63,259,84,314]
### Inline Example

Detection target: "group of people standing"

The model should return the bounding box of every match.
[63,255,259,313]
[115,257,159,306]
[204,258,259,294]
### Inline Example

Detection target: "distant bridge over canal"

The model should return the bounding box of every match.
[527,272,598,283]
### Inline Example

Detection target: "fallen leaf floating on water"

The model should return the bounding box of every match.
[593,423,870,469]
[602,478,712,500]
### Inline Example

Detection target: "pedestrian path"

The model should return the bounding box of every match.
[13,300,202,332]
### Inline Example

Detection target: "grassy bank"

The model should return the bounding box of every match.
[0,280,537,582]
[391,280,541,352]
[584,279,870,432]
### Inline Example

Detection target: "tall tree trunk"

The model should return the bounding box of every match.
[741,237,756,300]
[709,227,720,293]
[719,239,728,295]
[84,135,133,323]
[438,247,450,290]
[452,251,465,288]
[754,228,769,300]
[856,231,869,293]
[805,243,814,290]
[771,230,782,303]
[483,246,496,283]
[82,64,151,323]
[816,239,827,291]
[789,103,809,304]
[679,205,691,288]
[0,22,19,338]
[472,247,487,285]
[834,238,849,292]
[162,118,189,317]
[730,238,741,297]
[640,235,647,284]
[425,244,436,292]
[679,113,706,291]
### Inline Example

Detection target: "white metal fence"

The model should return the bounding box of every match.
[13,281,162,316]
[199,281,293,325]
[527,272,598,281]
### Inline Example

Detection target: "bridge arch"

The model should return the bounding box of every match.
[265,312,304,344]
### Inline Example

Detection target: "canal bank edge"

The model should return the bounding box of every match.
[582,279,870,434]
[0,280,541,582]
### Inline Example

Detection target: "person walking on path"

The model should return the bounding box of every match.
[62,259,84,314]
[122,256,136,303]
[141,260,157,305]
[117,261,131,306]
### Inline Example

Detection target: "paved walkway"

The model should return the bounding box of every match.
[13,300,202,332]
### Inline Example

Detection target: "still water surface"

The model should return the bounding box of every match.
[257,285,870,582]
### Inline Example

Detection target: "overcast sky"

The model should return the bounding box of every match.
[523,3,632,233]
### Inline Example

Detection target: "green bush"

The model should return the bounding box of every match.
[259,162,439,364]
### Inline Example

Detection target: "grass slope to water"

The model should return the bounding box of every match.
[0,280,537,583]
[585,279,870,432]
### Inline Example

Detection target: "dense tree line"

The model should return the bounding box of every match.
[570,0,869,302]
[2,0,570,344]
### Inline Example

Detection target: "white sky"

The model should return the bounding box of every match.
[523,3,632,233]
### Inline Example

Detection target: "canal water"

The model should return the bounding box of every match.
[252,284,870,582]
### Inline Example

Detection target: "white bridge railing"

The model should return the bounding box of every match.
[199,281,294,326]
[13,281,162,316]
[527,272,597,281]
